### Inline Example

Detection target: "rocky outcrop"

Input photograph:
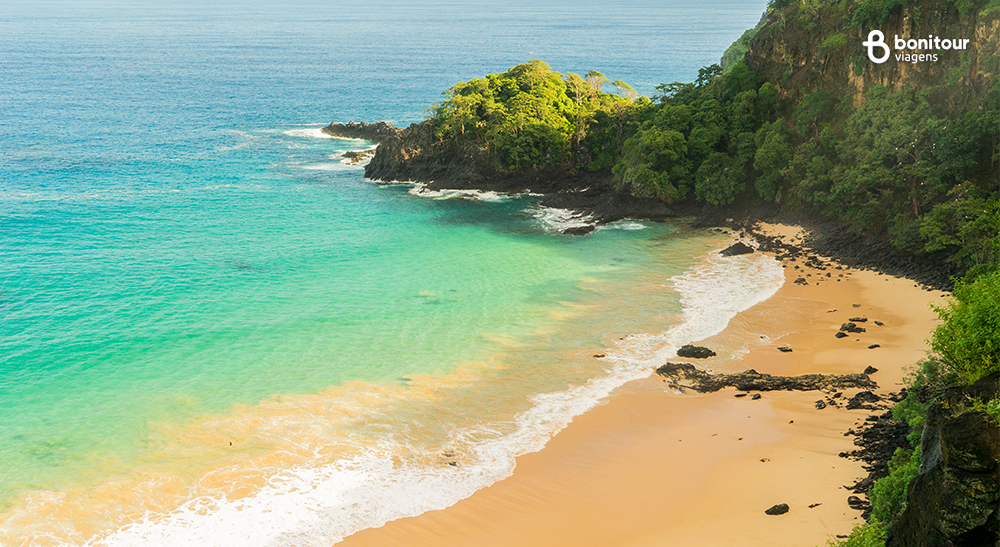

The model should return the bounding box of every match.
[363,121,693,224]
[676,345,717,359]
[654,362,877,393]
[322,121,401,143]
[886,374,1000,547]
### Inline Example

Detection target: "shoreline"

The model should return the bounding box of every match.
[335,223,946,547]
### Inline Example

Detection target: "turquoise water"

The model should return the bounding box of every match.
[0,1,770,544]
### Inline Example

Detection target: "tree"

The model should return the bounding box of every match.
[753,120,793,201]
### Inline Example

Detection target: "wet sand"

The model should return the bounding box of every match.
[337,223,946,547]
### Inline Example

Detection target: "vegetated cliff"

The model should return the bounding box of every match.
[745,0,999,108]
[886,374,999,547]
[363,61,691,223]
[365,123,683,222]
[361,0,998,280]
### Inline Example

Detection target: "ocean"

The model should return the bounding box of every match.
[0,1,774,544]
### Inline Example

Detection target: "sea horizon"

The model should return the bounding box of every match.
[0,1,771,544]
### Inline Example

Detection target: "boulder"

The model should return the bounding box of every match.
[677,344,716,359]
[764,503,790,515]
[846,390,881,410]
[720,242,754,256]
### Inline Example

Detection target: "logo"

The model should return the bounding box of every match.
[863,30,971,65]
[863,31,891,63]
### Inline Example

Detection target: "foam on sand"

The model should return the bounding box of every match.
[87,249,784,547]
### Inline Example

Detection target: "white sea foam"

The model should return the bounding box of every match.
[406,183,509,202]
[282,127,336,139]
[596,220,646,231]
[529,204,594,232]
[299,163,346,171]
[89,249,784,547]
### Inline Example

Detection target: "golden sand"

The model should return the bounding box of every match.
[337,223,946,547]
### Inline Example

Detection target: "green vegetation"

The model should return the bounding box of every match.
[870,447,922,522]
[423,0,997,279]
[427,60,638,172]
[931,270,1000,383]
[825,520,887,547]
[417,2,997,545]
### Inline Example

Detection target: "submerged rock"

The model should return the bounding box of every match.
[563,225,595,236]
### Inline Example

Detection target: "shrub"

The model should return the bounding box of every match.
[869,447,921,522]
[931,271,1000,383]
[825,520,886,546]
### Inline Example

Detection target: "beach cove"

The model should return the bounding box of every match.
[338,223,947,547]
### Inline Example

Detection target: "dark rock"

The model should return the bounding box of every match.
[735,393,747,398]
[340,149,376,165]
[777,346,793,352]
[322,121,401,143]
[868,344,881,349]
[840,322,867,334]
[751,393,762,400]
[874,320,885,326]
[835,332,848,338]
[562,225,595,236]
[815,400,828,409]
[853,304,862,308]
[847,495,868,511]
[720,242,755,256]
[677,345,717,359]
[849,316,868,322]
[593,353,606,358]
[764,503,790,515]
[654,362,878,394]
[846,390,881,410]
[794,277,808,285]
[864,365,879,374]
[840,411,910,518]
[809,503,822,508]
[886,373,1000,547]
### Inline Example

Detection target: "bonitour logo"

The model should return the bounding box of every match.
[863,30,971,64]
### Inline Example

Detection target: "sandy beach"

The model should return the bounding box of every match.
[337,223,947,547]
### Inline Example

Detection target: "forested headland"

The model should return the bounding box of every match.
[358,2,1000,545]
[365,0,999,286]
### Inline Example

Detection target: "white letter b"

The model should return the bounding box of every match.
[864,30,890,64]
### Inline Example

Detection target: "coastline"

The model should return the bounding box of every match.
[336,223,946,547]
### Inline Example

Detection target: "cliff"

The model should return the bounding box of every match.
[743,0,1000,108]
[886,373,999,547]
